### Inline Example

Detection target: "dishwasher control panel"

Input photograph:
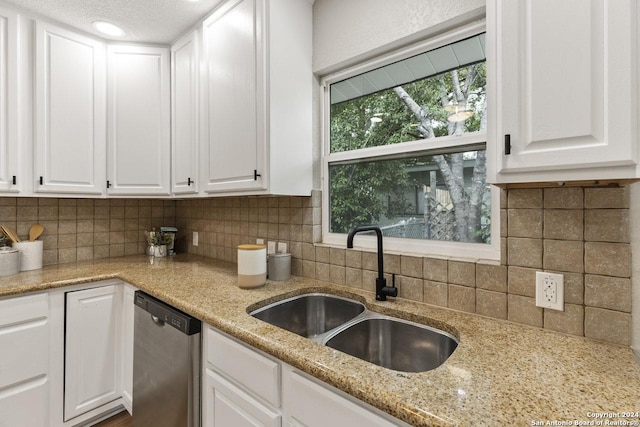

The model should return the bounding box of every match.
[134,291,201,335]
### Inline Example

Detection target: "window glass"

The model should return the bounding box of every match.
[328,149,491,244]
[326,33,491,246]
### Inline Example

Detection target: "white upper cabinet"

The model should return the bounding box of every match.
[0,6,18,194]
[171,30,200,195]
[488,0,639,183]
[201,0,312,195]
[107,45,171,196]
[34,21,106,196]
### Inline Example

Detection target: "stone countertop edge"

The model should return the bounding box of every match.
[1,254,639,427]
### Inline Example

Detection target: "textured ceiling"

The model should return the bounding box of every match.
[2,0,225,44]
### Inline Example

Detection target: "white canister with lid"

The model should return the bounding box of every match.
[237,244,267,289]
[12,240,43,271]
[0,246,21,277]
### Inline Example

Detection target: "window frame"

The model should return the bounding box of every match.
[320,21,500,261]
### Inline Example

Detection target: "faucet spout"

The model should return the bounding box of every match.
[347,226,397,301]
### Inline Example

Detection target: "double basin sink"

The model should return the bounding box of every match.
[250,293,458,373]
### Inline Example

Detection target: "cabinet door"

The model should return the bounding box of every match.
[202,0,266,193]
[204,369,281,427]
[107,45,170,196]
[171,30,200,195]
[0,293,50,427]
[0,6,18,193]
[490,0,638,183]
[34,21,106,195]
[120,284,136,414]
[64,285,122,421]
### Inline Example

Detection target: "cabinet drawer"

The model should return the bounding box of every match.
[0,293,49,389]
[206,327,280,407]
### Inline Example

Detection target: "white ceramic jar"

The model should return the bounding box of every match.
[0,246,21,276]
[12,240,44,271]
[237,244,267,289]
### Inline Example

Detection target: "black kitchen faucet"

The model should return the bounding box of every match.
[346,226,398,301]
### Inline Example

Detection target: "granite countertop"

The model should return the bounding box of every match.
[2,254,639,426]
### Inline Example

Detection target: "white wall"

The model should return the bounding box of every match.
[312,0,485,74]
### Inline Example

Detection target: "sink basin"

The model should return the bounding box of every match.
[324,316,458,372]
[250,293,365,339]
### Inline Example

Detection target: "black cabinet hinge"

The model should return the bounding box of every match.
[504,134,511,155]
[254,170,261,181]
[12,176,16,185]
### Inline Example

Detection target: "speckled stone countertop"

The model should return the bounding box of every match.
[2,254,639,426]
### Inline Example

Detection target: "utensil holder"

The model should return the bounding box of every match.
[237,244,267,289]
[12,240,43,271]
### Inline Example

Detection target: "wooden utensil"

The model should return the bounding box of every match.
[29,224,44,241]
[1,225,20,243]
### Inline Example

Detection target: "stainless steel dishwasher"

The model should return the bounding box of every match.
[133,291,201,427]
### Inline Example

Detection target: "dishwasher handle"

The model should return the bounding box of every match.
[151,315,165,326]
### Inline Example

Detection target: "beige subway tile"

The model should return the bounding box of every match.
[345,267,363,289]
[77,205,94,220]
[109,231,125,244]
[43,249,58,265]
[125,230,138,243]
[500,189,507,209]
[94,232,110,245]
[267,223,278,239]
[584,186,629,209]
[585,275,631,312]
[544,304,583,336]
[508,294,543,328]
[362,251,378,271]
[38,205,58,220]
[278,208,290,224]
[507,189,542,208]
[58,248,77,264]
[585,210,629,243]
[278,224,291,240]
[125,242,140,256]
[329,265,346,285]
[508,266,537,297]
[291,258,302,276]
[38,198,58,206]
[76,233,94,247]
[500,209,507,238]
[58,234,77,249]
[507,237,542,268]
[543,210,583,241]
[109,244,125,258]
[40,220,58,235]
[561,272,584,305]
[543,240,583,273]
[448,284,475,313]
[584,242,631,277]
[500,237,507,265]
[361,270,377,293]
[345,249,362,269]
[315,246,330,263]
[401,256,422,278]
[109,218,125,232]
[330,247,345,266]
[268,207,278,224]
[43,235,58,250]
[315,262,330,282]
[585,307,630,346]
[423,257,448,282]
[476,289,507,320]
[543,187,583,209]
[77,219,94,234]
[289,242,302,259]
[508,209,542,238]
[94,245,110,260]
[0,206,17,221]
[424,280,447,307]
[58,199,77,207]
[16,205,38,221]
[476,263,507,292]
[448,260,475,287]
[77,246,94,262]
[384,254,400,274]
[398,276,423,302]
[0,197,17,206]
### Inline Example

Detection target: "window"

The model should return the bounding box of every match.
[322,24,499,259]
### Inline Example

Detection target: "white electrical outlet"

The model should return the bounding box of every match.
[535,271,564,311]
[192,231,199,247]
[256,238,264,245]
[267,241,276,254]
[277,242,288,254]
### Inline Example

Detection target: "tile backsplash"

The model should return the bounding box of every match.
[0,198,176,264]
[0,185,632,346]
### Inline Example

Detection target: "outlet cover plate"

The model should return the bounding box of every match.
[535,271,564,311]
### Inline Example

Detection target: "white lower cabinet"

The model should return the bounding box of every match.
[64,284,123,421]
[0,292,50,427]
[203,325,407,427]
